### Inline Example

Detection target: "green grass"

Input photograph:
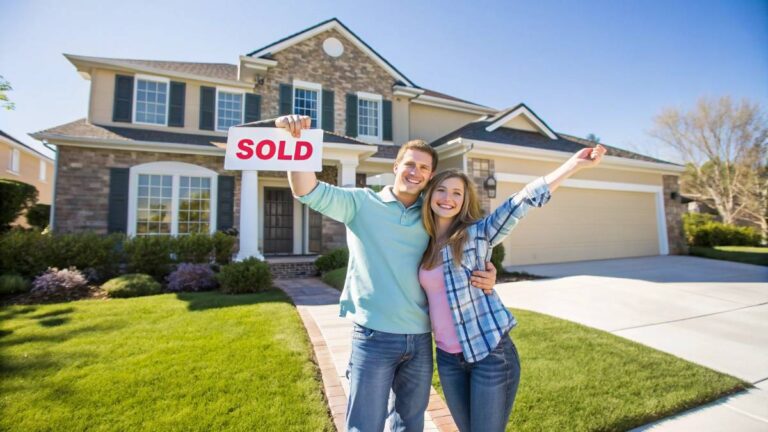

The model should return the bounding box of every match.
[321,267,346,291]
[0,291,333,431]
[690,246,768,266]
[432,309,748,432]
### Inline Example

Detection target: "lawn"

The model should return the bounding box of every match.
[321,267,346,291]
[689,246,768,266]
[0,291,333,431]
[432,308,748,432]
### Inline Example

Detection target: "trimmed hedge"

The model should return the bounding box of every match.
[217,258,272,294]
[0,273,30,295]
[491,244,505,273]
[683,213,761,247]
[26,204,50,230]
[315,248,349,273]
[102,274,162,298]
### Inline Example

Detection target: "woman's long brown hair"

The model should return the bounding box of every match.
[421,170,483,270]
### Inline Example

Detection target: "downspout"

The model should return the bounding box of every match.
[45,140,57,232]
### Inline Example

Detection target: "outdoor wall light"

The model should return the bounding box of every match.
[484,174,497,199]
[670,191,679,200]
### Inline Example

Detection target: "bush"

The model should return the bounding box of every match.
[166,263,218,292]
[315,248,349,273]
[31,267,88,296]
[683,213,761,247]
[491,244,505,273]
[102,273,162,298]
[0,273,30,295]
[123,235,175,280]
[26,204,50,230]
[174,233,214,263]
[321,267,346,291]
[0,230,46,277]
[217,258,272,294]
[0,179,38,232]
[213,231,236,265]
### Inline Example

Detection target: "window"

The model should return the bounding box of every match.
[39,160,46,181]
[8,149,19,173]
[129,162,218,237]
[293,80,322,128]
[216,90,244,131]
[357,92,382,140]
[134,76,169,125]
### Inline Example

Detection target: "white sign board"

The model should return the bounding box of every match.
[224,127,324,172]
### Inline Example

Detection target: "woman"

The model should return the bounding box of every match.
[419,145,606,431]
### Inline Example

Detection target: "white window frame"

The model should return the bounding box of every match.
[132,74,171,126]
[8,148,20,174]
[356,91,383,143]
[215,86,246,132]
[292,79,322,129]
[127,161,218,237]
[39,160,46,182]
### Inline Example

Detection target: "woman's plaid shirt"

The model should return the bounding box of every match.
[439,177,551,363]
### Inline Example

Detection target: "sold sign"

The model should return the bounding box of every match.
[224,127,323,172]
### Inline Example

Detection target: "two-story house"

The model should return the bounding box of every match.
[31,18,687,268]
[1,130,54,228]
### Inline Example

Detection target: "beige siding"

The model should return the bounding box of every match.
[1,141,53,204]
[497,182,660,265]
[409,104,477,143]
[490,154,663,185]
[438,154,464,171]
[500,115,538,132]
[392,96,410,145]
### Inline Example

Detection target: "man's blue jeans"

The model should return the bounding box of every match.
[346,323,433,431]
[435,335,521,432]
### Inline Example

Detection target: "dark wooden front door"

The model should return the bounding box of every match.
[264,187,293,254]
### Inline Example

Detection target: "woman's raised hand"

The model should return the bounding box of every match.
[569,144,607,170]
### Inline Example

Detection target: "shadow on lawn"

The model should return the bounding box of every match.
[176,289,291,311]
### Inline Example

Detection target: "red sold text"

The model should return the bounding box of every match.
[235,139,313,160]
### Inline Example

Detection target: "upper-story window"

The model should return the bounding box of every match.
[216,88,244,131]
[39,160,46,181]
[134,75,169,125]
[293,80,322,128]
[8,149,20,174]
[357,92,382,140]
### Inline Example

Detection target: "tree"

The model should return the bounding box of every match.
[0,75,15,111]
[651,96,768,238]
[586,133,601,143]
[0,179,38,232]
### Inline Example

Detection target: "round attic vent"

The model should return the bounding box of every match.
[323,37,344,58]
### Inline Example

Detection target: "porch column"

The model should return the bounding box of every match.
[338,158,359,187]
[237,170,264,260]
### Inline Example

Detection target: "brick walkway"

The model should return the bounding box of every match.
[276,278,458,432]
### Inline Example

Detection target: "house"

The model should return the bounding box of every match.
[1,130,54,227]
[30,18,686,269]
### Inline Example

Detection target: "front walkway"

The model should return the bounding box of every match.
[275,278,458,432]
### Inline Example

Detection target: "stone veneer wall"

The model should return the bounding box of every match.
[663,174,688,255]
[268,261,318,279]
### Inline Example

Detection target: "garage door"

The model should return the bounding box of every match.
[497,181,662,266]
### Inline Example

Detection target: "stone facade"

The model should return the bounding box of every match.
[663,174,688,255]
[268,261,318,279]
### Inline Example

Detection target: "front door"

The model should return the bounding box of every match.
[263,187,293,254]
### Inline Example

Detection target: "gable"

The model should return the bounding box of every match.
[485,104,558,140]
[499,115,539,133]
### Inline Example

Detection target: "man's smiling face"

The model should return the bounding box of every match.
[392,149,434,201]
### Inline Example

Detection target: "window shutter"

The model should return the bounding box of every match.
[244,94,261,123]
[107,168,129,233]
[168,81,186,127]
[382,100,393,141]
[199,86,215,130]
[346,94,358,137]
[322,90,334,132]
[279,83,293,115]
[217,176,235,231]
[112,75,133,123]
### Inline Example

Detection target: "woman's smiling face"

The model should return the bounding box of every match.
[430,176,465,221]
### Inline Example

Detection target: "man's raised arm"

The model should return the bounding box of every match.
[267,115,318,197]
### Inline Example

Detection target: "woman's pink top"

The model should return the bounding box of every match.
[419,265,463,353]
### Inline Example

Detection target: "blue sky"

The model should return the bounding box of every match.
[1,0,766,162]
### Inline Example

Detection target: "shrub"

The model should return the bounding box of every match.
[315,247,349,273]
[690,222,761,247]
[43,233,124,280]
[491,244,505,273]
[0,273,30,295]
[166,263,218,292]
[31,267,87,296]
[123,235,175,280]
[26,204,50,230]
[0,179,38,232]
[0,230,46,277]
[213,231,236,265]
[217,258,272,294]
[102,273,162,298]
[174,233,214,263]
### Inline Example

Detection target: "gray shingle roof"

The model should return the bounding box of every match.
[99,58,238,81]
[1,129,54,159]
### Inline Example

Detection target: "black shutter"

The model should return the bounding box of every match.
[217,176,235,231]
[382,100,393,141]
[244,94,261,123]
[279,83,293,115]
[346,94,358,137]
[112,75,133,123]
[322,90,334,132]
[199,86,215,130]
[168,81,186,127]
[107,168,129,233]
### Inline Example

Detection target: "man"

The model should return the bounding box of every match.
[274,114,496,431]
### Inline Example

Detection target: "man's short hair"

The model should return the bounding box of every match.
[395,140,439,171]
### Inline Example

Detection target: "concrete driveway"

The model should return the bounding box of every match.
[496,255,768,431]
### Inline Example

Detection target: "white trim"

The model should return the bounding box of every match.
[496,172,669,255]
[39,160,47,182]
[356,91,382,101]
[0,135,55,160]
[132,75,171,127]
[9,148,20,173]
[411,96,496,115]
[127,161,218,237]
[248,20,416,87]
[215,87,246,132]
[31,134,225,156]
[392,85,424,98]
[292,79,322,91]
[485,105,558,139]
[356,92,383,143]
[292,80,322,128]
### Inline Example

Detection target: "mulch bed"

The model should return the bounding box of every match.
[0,285,108,307]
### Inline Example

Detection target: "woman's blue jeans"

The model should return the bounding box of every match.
[345,323,434,432]
[436,335,521,432]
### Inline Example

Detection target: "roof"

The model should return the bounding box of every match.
[430,120,679,166]
[419,89,491,109]
[372,145,400,159]
[0,129,54,159]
